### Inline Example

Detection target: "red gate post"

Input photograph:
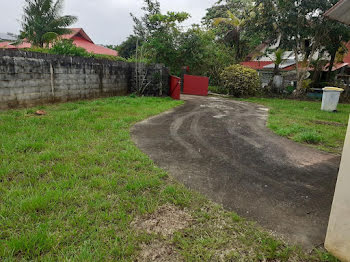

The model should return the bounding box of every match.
[183,74,209,96]
[169,76,181,100]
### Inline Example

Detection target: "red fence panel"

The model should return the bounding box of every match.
[183,74,209,96]
[169,76,181,100]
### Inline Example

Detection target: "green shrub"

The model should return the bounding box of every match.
[285,85,296,94]
[302,79,313,90]
[220,64,260,97]
[25,47,50,54]
[92,54,126,62]
[49,39,89,57]
[25,40,127,62]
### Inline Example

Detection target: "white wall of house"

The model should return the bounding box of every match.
[325,117,350,262]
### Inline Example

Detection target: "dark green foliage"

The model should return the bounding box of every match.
[130,0,190,75]
[20,0,77,47]
[178,27,235,84]
[117,35,140,59]
[250,0,350,93]
[92,53,127,62]
[25,39,127,62]
[128,0,237,80]
[49,39,88,56]
[203,0,263,61]
[220,64,260,97]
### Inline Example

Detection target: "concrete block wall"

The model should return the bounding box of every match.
[0,49,169,109]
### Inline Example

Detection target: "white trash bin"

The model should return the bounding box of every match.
[321,87,344,112]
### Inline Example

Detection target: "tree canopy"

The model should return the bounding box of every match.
[20,0,77,47]
[116,0,350,89]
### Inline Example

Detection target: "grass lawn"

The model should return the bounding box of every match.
[0,96,338,261]
[237,97,350,154]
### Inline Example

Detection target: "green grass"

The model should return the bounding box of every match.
[0,96,338,261]
[208,85,228,95]
[237,97,350,154]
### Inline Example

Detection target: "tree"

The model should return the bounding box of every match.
[178,27,235,84]
[203,0,253,25]
[251,0,345,96]
[320,20,350,81]
[203,0,263,62]
[20,0,77,47]
[130,0,190,74]
[270,48,287,92]
[116,35,141,59]
[213,11,245,60]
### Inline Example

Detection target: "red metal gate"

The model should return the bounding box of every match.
[183,74,209,96]
[169,76,181,100]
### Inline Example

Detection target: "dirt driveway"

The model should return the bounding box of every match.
[131,95,340,248]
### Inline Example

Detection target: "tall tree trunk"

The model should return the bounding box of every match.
[273,63,280,76]
[294,40,317,97]
[312,66,321,85]
[327,49,337,82]
[294,48,303,96]
[235,38,240,61]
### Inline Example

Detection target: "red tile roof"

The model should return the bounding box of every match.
[0,28,118,57]
[343,41,350,63]
[240,61,273,70]
[70,36,118,56]
[61,28,94,43]
[0,41,32,49]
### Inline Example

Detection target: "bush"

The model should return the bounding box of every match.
[92,53,126,62]
[25,40,127,62]
[220,65,260,97]
[285,85,296,94]
[49,39,89,57]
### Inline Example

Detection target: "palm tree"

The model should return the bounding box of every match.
[20,0,77,47]
[270,48,286,92]
[272,48,285,76]
[213,11,245,60]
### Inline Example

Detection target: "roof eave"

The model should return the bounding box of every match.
[324,0,350,25]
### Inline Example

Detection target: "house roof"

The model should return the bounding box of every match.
[69,36,118,56]
[62,28,118,56]
[0,33,17,41]
[240,61,273,70]
[0,41,31,49]
[61,28,94,43]
[263,60,296,70]
[324,62,349,71]
[343,42,350,63]
[0,28,118,57]
[325,0,350,25]
[241,61,297,71]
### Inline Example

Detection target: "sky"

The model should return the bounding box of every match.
[0,0,217,45]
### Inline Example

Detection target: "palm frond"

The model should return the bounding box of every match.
[20,0,77,46]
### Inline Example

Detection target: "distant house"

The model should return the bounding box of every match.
[324,0,350,25]
[0,33,17,42]
[242,35,350,88]
[324,0,350,87]
[241,41,299,88]
[0,28,118,57]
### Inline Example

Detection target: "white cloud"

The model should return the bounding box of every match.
[0,0,217,45]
